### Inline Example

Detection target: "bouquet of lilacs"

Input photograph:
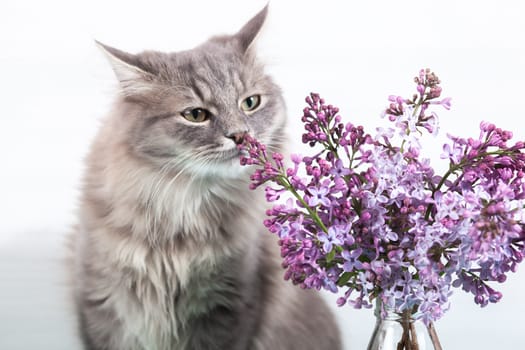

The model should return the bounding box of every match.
[239,69,525,327]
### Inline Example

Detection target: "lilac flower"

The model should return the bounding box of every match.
[342,248,363,272]
[239,69,525,326]
[330,159,351,178]
[318,226,344,253]
[441,139,465,165]
[307,185,331,207]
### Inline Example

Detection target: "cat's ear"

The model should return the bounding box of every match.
[234,4,269,54]
[95,41,156,96]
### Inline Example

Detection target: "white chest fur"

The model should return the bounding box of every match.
[79,168,263,348]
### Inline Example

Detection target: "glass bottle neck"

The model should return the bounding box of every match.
[374,299,418,323]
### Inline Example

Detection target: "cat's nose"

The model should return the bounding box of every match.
[226,131,248,145]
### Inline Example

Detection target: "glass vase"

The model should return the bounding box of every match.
[367,300,443,350]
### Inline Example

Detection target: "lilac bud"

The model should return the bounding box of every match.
[361,211,372,221]
[272,153,284,161]
[480,121,496,132]
[305,96,313,105]
[475,295,487,306]
[336,297,347,307]
[440,97,452,110]
[468,138,482,149]
[489,290,502,303]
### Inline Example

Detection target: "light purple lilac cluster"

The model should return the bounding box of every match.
[239,69,525,324]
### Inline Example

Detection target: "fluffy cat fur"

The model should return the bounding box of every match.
[70,6,342,350]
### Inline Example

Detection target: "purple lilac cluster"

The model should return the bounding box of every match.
[239,69,525,324]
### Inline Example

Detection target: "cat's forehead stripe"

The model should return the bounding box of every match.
[184,60,250,106]
[190,77,209,103]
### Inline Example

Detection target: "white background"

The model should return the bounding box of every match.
[1,0,524,349]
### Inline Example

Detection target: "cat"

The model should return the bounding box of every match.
[69,5,342,350]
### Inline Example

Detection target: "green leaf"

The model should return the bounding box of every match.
[326,249,336,263]
[337,272,352,287]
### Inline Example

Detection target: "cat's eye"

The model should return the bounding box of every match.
[240,95,261,112]
[181,108,210,123]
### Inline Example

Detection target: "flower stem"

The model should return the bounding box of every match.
[427,323,443,350]
[277,175,328,233]
[424,148,514,220]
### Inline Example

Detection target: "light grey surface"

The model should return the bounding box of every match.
[2,229,525,349]
[1,1,525,349]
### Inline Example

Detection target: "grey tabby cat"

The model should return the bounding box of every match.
[70,5,342,350]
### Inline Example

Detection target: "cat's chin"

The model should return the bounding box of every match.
[186,151,249,180]
[195,160,247,180]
